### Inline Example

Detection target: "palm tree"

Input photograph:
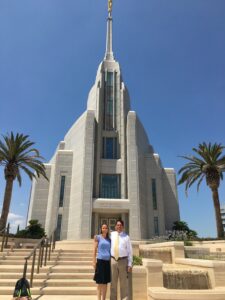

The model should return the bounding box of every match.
[178,142,225,238]
[0,132,48,231]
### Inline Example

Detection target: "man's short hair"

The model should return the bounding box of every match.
[116,219,124,226]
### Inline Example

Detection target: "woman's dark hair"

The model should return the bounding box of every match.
[116,219,124,227]
[100,223,109,239]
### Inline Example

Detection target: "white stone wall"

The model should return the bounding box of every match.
[127,111,141,240]
[127,111,167,239]
[44,150,73,237]
[65,110,95,239]
[27,165,51,228]
[146,154,167,237]
[80,110,95,237]
[162,168,180,230]
[136,115,153,239]
[56,151,73,240]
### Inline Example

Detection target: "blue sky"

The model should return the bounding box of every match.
[0,0,225,236]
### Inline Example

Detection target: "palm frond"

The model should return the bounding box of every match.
[16,169,22,186]
[0,132,47,182]
[19,165,36,182]
[178,142,225,194]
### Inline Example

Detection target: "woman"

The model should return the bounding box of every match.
[93,223,111,300]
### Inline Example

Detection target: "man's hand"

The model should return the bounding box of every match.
[127,266,132,273]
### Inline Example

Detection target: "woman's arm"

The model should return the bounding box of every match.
[93,235,98,270]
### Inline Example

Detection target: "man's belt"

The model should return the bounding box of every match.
[111,256,128,261]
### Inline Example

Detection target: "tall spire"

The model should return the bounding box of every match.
[104,0,114,61]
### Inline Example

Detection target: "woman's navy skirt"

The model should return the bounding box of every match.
[93,259,111,284]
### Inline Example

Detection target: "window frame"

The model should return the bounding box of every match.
[100,174,121,198]
[154,216,159,236]
[59,175,66,207]
[152,178,157,210]
[102,137,118,159]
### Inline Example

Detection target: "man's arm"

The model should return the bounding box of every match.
[127,236,133,270]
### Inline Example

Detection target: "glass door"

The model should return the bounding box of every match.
[100,217,118,232]
[109,218,117,231]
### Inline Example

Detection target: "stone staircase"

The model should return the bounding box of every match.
[0,240,97,300]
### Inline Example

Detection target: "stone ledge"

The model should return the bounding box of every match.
[148,287,225,300]
[143,258,163,268]
[175,258,225,268]
[141,241,183,249]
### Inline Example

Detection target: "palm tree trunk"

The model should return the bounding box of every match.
[0,178,14,231]
[211,187,224,238]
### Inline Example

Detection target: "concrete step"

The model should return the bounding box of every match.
[59,248,92,252]
[1,259,57,266]
[1,241,97,298]
[50,266,93,273]
[0,294,98,300]
[51,260,92,266]
[0,286,41,295]
[48,273,93,279]
[59,251,93,257]
[46,279,95,287]
[42,286,96,295]
[58,257,92,261]
[5,254,58,259]
[0,267,98,278]
[0,260,34,265]
[7,250,35,255]
[0,278,45,287]
[0,273,48,279]
[8,248,34,251]
[40,296,97,300]
[5,253,33,258]
[1,297,15,300]
[0,265,50,273]
[55,241,93,251]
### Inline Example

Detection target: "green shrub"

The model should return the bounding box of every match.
[133,255,142,266]
[16,219,45,239]
[184,240,193,246]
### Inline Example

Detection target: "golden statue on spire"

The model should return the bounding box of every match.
[108,0,113,13]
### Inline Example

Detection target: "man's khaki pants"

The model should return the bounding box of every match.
[110,257,128,300]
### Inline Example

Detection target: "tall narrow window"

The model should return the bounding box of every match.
[59,176,66,207]
[56,214,62,241]
[102,137,118,159]
[103,72,116,130]
[152,179,157,210]
[154,217,159,236]
[100,174,121,198]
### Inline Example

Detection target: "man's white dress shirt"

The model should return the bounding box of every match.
[110,231,133,267]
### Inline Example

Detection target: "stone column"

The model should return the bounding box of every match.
[94,213,99,235]
[142,259,163,287]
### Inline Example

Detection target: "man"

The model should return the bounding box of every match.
[110,219,132,300]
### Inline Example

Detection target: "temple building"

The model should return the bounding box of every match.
[27,5,180,240]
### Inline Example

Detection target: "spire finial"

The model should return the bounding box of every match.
[108,0,113,15]
[105,0,114,61]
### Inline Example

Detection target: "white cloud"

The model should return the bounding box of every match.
[0,208,26,233]
[8,212,26,233]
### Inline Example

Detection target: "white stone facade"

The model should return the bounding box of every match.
[27,14,180,240]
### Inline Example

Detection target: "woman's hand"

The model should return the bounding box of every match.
[93,261,96,270]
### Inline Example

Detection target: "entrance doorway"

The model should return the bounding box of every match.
[92,213,129,237]
[100,218,118,232]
